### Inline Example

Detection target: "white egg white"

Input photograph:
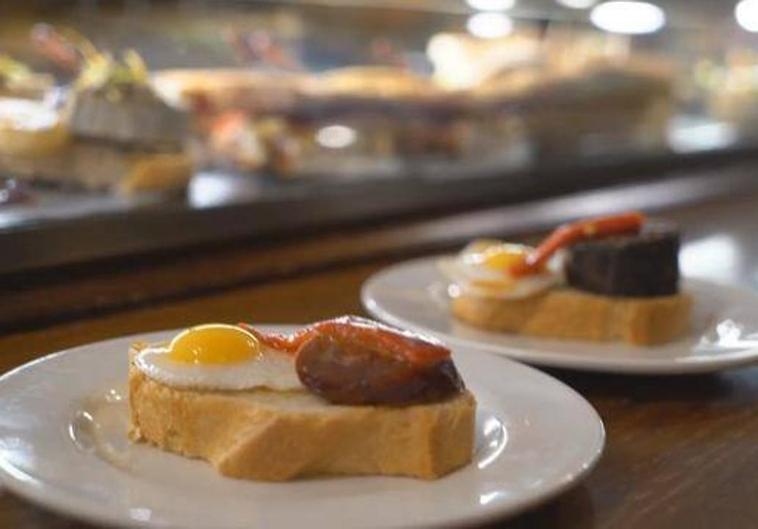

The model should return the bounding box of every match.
[439,241,562,300]
[135,345,304,391]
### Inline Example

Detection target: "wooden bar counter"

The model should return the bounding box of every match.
[2,173,758,528]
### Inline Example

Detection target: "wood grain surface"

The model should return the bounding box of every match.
[1,187,758,528]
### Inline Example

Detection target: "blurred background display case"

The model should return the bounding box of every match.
[3,0,758,273]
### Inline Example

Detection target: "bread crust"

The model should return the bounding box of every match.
[451,288,691,345]
[128,351,476,481]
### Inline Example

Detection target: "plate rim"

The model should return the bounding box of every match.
[361,255,758,375]
[0,326,605,529]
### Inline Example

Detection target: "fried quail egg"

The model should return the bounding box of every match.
[439,239,561,299]
[134,324,303,391]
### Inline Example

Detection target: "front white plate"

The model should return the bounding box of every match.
[362,257,758,375]
[0,326,604,529]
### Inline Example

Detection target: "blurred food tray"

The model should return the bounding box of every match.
[4,139,758,277]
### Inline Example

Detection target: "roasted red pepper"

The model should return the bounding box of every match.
[241,316,451,366]
[510,212,646,277]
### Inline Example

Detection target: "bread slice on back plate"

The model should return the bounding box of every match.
[452,288,692,346]
[128,344,476,481]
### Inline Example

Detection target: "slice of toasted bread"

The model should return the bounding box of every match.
[451,288,691,346]
[128,345,476,481]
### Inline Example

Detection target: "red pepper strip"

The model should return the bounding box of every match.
[242,325,311,354]
[30,24,83,74]
[509,212,646,277]
[240,316,451,366]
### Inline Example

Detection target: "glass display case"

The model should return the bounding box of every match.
[2,0,758,273]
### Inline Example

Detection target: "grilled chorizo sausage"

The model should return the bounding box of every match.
[295,333,464,406]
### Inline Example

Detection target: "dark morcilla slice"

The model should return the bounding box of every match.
[564,225,680,297]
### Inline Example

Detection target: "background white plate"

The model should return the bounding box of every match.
[0,326,604,529]
[362,257,758,375]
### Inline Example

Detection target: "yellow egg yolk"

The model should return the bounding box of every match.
[167,324,260,365]
[479,244,530,271]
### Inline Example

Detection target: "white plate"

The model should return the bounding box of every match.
[0,326,604,529]
[362,256,758,375]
